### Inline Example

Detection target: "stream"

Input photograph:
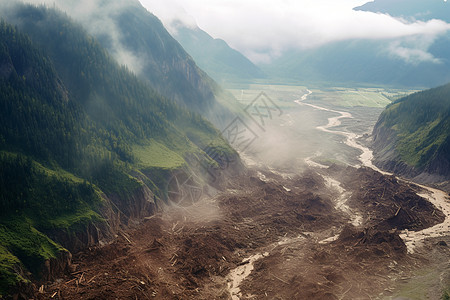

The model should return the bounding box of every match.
[323,176,362,227]
[296,89,450,254]
[228,252,269,300]
[227,89,450,299]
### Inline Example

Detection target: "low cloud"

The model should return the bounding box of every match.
[140,0,450,64]
[21,0,145,74]
[387,35,442,64]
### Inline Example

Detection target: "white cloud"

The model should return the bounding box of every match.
[387,35,442,64]
[21,0,146,74]
[139,0,450,63]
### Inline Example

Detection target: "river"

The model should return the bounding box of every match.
[295,89,450,254]
[227,89,450,299]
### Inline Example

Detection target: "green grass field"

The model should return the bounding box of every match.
[309,87,417,108]
[228,84,417,109]
[133,140,186,170]
[331,89,390,107]
[228,84,307,110]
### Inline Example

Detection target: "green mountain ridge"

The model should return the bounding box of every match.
[171,22,266,85]
[43,0,241,128]
[372,82,450,181]
[0,4,238,296]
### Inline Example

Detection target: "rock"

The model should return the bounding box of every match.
[437,241,448,247]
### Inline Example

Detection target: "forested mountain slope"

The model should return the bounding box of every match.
[372,83,450,181]
[33,0,240,127]
[0,4,238,296]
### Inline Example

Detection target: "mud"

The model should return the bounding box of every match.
[31,164,447,299]
[28,89,450,299]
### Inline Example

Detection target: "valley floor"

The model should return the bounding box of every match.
[31,86,450,299]
[32,163,449,299]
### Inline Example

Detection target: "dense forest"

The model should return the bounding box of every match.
[34,0,239,127]
[372,83,450,178]
[0,4,237,296]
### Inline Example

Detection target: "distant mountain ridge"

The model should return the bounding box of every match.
[355,0,450,22]
[372,83,450,182]
[262,38,450,87]
[260,0,450,88]
[170,22,266,85]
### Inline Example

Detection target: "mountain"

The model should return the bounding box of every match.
[372,83,450,182]
[0,4,239,296]
[354,0,450,22]
[38,0,240,128]
[261,1,450,88]
[170,22,265,85]
[263,38,450,88]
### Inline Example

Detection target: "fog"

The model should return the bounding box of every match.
[139,0,450,64]
[7,0,393,172]
[17,0,450,68]
[18,0,146,74]
[222,88,369,175]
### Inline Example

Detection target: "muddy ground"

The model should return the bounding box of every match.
[33,164,449,299]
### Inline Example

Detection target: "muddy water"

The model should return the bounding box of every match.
[323,176,362,227]
[304,152,328,169]
[227,89,449,299]
[399,187,450,253]
[296,89,450,254]
[227,252,269,300]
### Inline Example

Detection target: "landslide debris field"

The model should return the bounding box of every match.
[34,165,449,299]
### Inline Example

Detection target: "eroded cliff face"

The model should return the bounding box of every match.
[0,3,242,297]
[20,183,157,299]
[30,157,244,298]
[43,184,156,254]
[372,122,417,176]
[371,83,450,185]
[371,116,450,185]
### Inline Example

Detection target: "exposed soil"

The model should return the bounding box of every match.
[26,89,450,299]
[31,164,448,299]
[328,165,446,232]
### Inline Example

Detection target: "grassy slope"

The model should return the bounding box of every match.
[374,83,450,173]
[133,141,186,169]
[0,152,103,296]
[0,4,236,296]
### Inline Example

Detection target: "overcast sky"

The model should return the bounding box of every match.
[139,0,450,63]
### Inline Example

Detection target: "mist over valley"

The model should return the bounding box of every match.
[0,1,449,299]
